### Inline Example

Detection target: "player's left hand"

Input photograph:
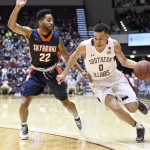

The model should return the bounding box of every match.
[81,71,92,82]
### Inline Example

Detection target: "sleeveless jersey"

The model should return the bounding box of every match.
[29,29,60,68]
[84,37,117,80]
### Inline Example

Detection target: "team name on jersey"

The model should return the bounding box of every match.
[33,44,57,52]
[89,57,112,64]
[94,70,110,77]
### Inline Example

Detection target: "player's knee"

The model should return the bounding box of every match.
[61,99,74,108]
[125,103,138,113]
[105,96,121,112]
[21,96,32,108]
[126,106,137,113]
[109,105,122,113]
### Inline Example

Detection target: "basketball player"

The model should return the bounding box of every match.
[8,0,90,139]
[56,23,148,142]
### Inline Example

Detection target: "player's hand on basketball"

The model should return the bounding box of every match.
[16,0,27,7]
[56,74,66,85]
[82,71,92,82]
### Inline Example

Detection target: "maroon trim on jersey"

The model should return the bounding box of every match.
[125,76,138,96]
[91,39,94,46]
[37,28,53,42]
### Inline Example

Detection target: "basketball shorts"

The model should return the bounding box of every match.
[21,66,68,101]
[89,69,137,104]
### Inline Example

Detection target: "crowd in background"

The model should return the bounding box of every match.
[0,6,86,95]
[117,9,150,32]
[113,0,150,8]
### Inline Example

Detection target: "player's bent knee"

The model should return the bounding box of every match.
[125,104,138,113]
[126,107,137,113]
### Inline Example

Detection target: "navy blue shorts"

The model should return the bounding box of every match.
[21,67,68,101]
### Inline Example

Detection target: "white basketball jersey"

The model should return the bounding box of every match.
[84,37,117,80]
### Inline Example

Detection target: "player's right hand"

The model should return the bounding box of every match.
[16,0,27,7]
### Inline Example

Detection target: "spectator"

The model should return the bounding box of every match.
[1,67,8,80]
[0,78,12,94]
[67,77,77,95]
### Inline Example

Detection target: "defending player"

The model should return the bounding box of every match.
[8,0,90,139]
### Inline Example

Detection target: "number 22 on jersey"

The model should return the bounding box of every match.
[39,53,51,62]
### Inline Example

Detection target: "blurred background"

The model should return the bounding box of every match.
[0,0,149,100]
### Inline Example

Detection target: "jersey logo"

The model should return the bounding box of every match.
[34,38,39,41]
[107,47,111,54]
[107,51,111,54]
[33,44,57,52]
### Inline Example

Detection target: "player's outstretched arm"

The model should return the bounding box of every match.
[57,41,92,84]
[58,37,84,74]
[7,0,32,38]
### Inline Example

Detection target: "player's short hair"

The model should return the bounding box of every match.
[36,9,52,21]
[93,23,111,34]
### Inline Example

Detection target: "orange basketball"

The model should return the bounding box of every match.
[134,60,150,80]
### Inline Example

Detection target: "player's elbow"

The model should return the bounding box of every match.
[7,22,12,30]
[121,62,126,67]
[7,20,15,30]
[120,59,128,67]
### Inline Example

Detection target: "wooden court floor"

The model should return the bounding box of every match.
[0,94,150,150]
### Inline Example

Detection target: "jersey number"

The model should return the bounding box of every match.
[39,53,51,62]
[99,64,103,71]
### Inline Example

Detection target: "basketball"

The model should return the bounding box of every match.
[134,60,150,80]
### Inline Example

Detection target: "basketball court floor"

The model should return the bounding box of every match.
[0,94,150,150]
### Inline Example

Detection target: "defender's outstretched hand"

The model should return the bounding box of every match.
[16,0,27,7]
[81,71,92,82]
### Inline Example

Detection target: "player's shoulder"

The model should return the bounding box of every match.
[53,30,59,35]
[111,38,122,51]
[80,38,92,46]
[78,40,88,49]
[112,38,120,45]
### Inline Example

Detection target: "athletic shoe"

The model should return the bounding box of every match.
[75,115,85,134]
[20,124,28,140]
[136,126,145,142]
[138,100,148,115]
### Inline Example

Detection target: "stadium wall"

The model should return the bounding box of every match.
[84,0,114,26]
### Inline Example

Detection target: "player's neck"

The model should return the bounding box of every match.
[95,46,105,53]
[38,28,51,36]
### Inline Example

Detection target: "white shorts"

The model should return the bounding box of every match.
[89,69,137,104]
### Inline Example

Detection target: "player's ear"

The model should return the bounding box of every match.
[39,20,42,25]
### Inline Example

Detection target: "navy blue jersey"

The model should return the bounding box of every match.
[29,29,61,68]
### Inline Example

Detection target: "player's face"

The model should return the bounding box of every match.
[93,32,109,51]
[40,14,54,31]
